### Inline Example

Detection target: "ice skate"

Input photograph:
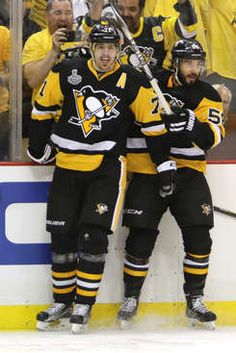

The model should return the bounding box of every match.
[186,295,217,330]
[70,304,91,334]
[117,297,139,329]
[36,303,73,331]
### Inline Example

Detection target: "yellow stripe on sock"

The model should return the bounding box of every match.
[52,270,76,278]
[53,286,76,294]
[184,267,208,275]
[77,271,103,281]
[76,288,98,297]
[124,267,148,277]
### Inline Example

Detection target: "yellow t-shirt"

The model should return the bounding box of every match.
[207,0,236,79]
[0,26,10,113]
[22,28,79,101]
[153,0,209,70]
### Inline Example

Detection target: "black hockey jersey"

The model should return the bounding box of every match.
[31,57,161,171]
[82,15,197,72]
[127,70,225,175]
[120,16,197,72]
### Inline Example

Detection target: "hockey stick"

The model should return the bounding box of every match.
[108,0,172,114]
[214,206,236,219]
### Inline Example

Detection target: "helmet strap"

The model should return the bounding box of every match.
[174,59,183,86]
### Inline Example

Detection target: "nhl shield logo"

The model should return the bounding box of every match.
[69,85,120,137]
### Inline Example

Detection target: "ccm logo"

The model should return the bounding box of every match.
[124,208,143,215]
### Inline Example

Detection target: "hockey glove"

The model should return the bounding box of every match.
[157,161,176,198]
[27,142,57,164]
[161,109,198,133]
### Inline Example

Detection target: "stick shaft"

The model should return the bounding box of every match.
[109,1,172,114]
[214,206,236,218]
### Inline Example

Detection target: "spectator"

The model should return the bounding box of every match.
[205,1,236,112]
[0,24,10,160]
[22,0,80,158]
[153,0,209,70]
[22,0,42,140]
[82,0,197,74]
[22,0,77,99]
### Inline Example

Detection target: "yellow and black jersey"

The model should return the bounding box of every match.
[83,16,197,73]
[127,69,225,175]
[31,57,161,171]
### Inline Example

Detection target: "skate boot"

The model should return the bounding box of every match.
[70,304,91,334]
[117,297,139,329]
[36,303,73,331]
[186,294,217,330]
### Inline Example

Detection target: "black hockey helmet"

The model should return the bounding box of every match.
[89,23,120,44]
[172,39,206,62]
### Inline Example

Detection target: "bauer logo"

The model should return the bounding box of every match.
[0,180,51,265]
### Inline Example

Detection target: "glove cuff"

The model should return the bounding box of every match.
[27,144,56,164]
[157,160,176,173]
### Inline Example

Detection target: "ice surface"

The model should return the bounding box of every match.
[0,325,236,353]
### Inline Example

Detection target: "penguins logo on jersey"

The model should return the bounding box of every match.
[201,203,212,216]
[151,93,184,114]
[69,85,120,137]
[164,94,185,110]
[120,45,154,70]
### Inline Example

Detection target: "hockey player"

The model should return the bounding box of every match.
[117,39,225,330]
[82,0,197,72]
[28,23,164,334]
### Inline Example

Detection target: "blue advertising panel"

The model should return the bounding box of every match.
[0,182,51,265]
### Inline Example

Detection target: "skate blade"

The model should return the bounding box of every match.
[187,318,216,331]
[36,318,70,331]
[71,323,88,334]
[117,318,132,330]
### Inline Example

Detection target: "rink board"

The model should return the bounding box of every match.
[0,164,235,329]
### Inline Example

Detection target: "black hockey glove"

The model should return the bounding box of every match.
[157,161,176,198]
[27,141,57,164]
[161,109,198,133]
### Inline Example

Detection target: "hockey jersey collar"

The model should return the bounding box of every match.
[132,17,144,39]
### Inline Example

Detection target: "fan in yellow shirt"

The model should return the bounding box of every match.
[0,25,10,160]
[153,0,209,70]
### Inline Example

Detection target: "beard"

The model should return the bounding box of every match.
[179,72,200,86]
[122,16,139,33]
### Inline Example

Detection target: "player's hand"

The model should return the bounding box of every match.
[161,109,197,133]
[27,142,57,164]
[157,161,176,198]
